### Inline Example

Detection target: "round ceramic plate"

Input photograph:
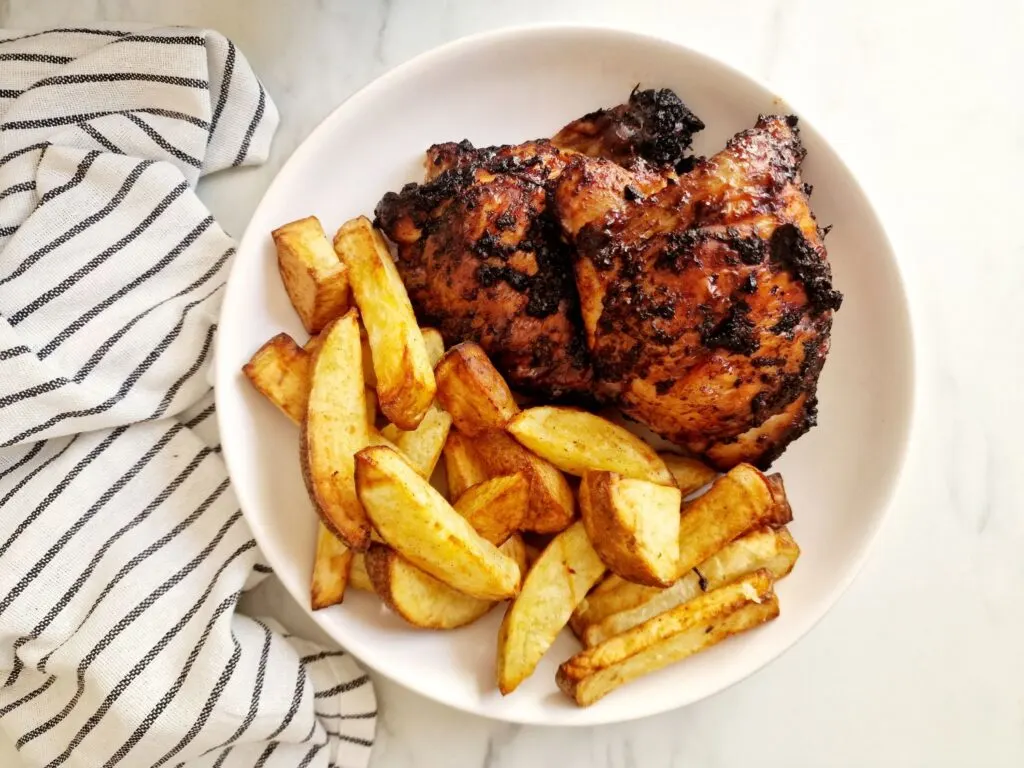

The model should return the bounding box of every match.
[216,26,914,725]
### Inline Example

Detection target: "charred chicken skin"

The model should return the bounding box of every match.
[375,91,841,469]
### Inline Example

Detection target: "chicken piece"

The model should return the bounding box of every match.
[554,115,842,469]
[375,140,593,397]
[374,90,692,398]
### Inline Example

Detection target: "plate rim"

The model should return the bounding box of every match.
[215,22,918,725]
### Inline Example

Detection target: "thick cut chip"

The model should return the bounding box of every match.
[443,430,489,500]
[506,406,674,486]
[435,342,519,437]
[300,311,372,550]
[242,333,310,424]
[579,471,681,586]
[675,463,791,578]
[334,216,436,429]
[365,536,527,629]
[311,523,353,610]
[273,216,350,333]
[659,453,717,495]
[557,571,779,706]
[581,527,799,645]
[474,430,576,534]
[380,403,452,479]
[496,521,606,694]
[355,446,520,600]
[421,327,445,368]
[350,552,373,592]
[454,473,529,546]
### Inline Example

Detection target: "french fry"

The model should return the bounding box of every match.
[453,473,529,546]
[579,471,681,587]
[659,453,717,495]
[557,571,780,706]
[365,536,527,629]
[474,430,576,534]
[581,527,800,646]
[675,463,790,578]
[355,445,521,600]
[273,216,350,334]
[442,430,488,500]
[506,406,674,486]
[334,216,436,429]
[350,552,372,592]
[380,403,452,479]
[434,342,519,437]
[496,521,606,694]
[311,523,353,610]
[242,333,310,424]
[300,311,372,551]
[421,327,445,368]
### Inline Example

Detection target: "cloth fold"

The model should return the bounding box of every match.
[0,25,374,768]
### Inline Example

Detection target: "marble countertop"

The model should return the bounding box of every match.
[2,0,1022,766]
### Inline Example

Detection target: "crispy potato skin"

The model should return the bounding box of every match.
[300,311,372,551]
[506,406,674,486]
[473,430,576,534]
[273,216,350,334]
[581,526,799,646]
[365,537,528,629]
[435,342,520,437]
[310,523,353,610]
[496,521,606,694]
[355,445,521,600]
[443,430,489,500]
[453,473,529,546]
[557,570,779,706]
[242,333,310,424]
[579,471,681,587]
[334,216,437,429]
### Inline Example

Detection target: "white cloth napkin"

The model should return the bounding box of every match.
[0,24,375,768]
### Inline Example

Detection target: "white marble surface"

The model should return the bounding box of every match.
[2,0,1022,766]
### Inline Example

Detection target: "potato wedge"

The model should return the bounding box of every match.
[242,333,310,424]
[365,535,528,629]
[582,527,800,646]
[304,332,324,356]
[506,406,674,486]
[496,521,606,694]
[766,472,794,524]
[421,327,445,368]
[659,453,717,495]
[676,463,790,578]
[380,403,452,479]
[579,471,681,587]
[474,430,576,534]
[442,430,488,500]
[334,216,436,429]
[454,473,529,546]
[300,311,372,550]
[355,445,520,600]
[435,342,519,437]
[557,570,779,706]
[273,216,350,334]
[358,330,376,389]
[350,552,372,592]
[310,523,353,610]
[570,574,654,639]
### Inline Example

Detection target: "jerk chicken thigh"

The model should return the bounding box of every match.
[375,90,841,469]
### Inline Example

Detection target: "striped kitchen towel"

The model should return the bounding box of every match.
[0,25,375,768]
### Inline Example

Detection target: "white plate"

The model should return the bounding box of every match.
[216,25,915,725]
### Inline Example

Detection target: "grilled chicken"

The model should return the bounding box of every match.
[375,140,592,397]
[553,115,842,469]
[374,88,697,397]
[375,90,841,468]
